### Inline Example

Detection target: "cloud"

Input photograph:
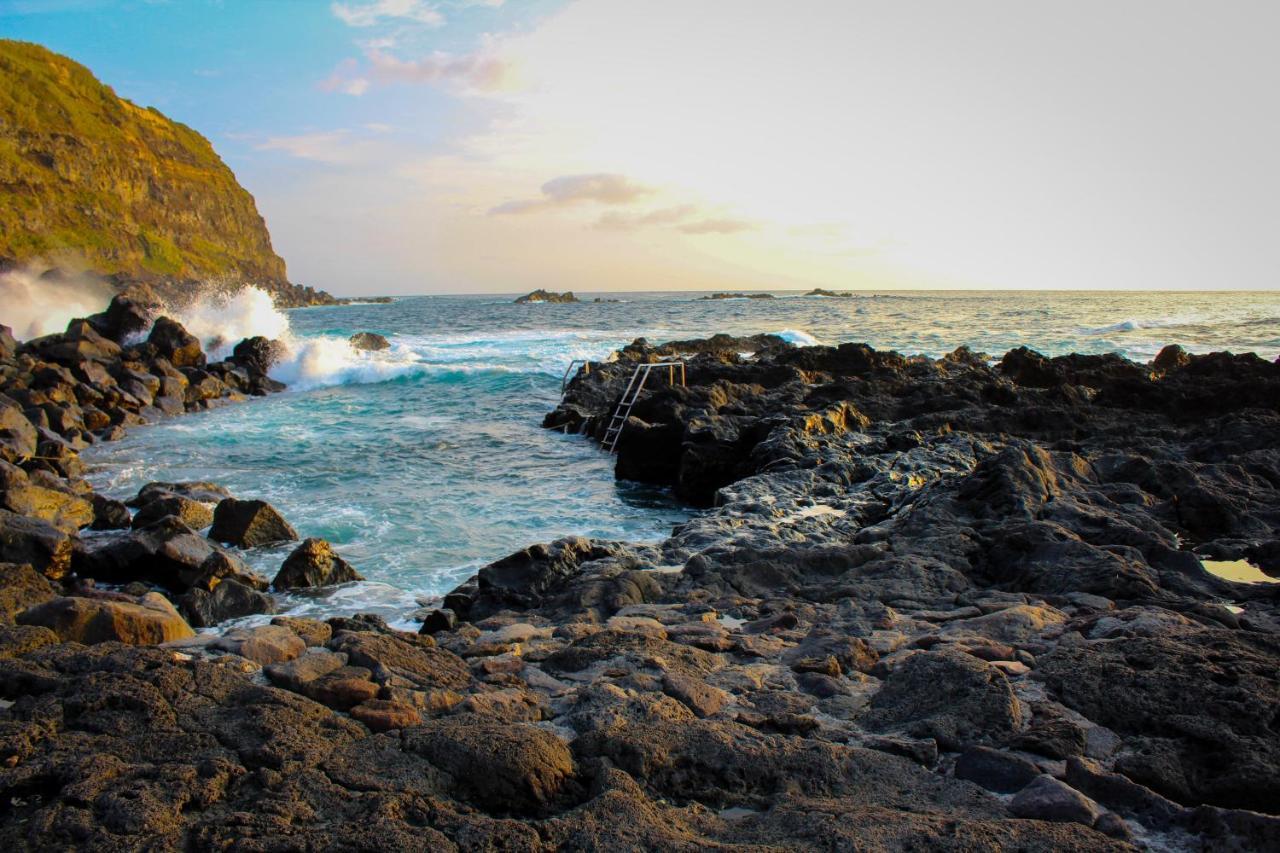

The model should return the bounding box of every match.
[676,217,757,235]
[321,46,514,96]
[490,173,655,215]
[331,0,443,28]
[319,58,371,95]
[594,204,698,231]
[256,130,371,164]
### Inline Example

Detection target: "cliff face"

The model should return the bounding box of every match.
[0,40,292,290]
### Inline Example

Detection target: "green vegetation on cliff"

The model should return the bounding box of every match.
[0,39,288,284]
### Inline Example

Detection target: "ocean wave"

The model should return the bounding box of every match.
[774,328,820,346]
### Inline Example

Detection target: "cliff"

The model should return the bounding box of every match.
[0,40,336,306]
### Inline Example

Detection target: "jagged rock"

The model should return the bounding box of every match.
[146,317,205,369]
[0,508,74,579]
[178,578,275,628]
[954,745,1042,793]
[272,538,363,590]
[402,715,575,813]
[0,561,57,623]
[86,294,154,343]
[77,515,267,592]
[127,480,233,507]
[17,592,195,644]
[0,396,38,463]
[350,699,422,732]
[130,494,214,530]
[90,493,131,530]
[1037,629,1280,812]
[271,616,332,647]
[230,336,286,375]
[861,648,1024,750]
[0,473,94,532]
[329,631,471,691]
[264,649,348,692]
[1010,775,1102,826]
[212,624,305,666]
[419,608,457,635]
[348,332,390,351]
[209,497,298,548]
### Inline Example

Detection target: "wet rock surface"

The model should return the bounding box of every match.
[0,325,1277,848]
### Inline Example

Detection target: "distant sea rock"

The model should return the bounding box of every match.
[805,288,855,298]
[699,292,775,300]
[349,332,390,351]
[515,289,579,304]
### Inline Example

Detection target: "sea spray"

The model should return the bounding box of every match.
[0,266,114,340]
[163,286,425,391]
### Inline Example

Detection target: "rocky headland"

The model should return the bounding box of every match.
[0,40,349,310]
[0,310,1277,849]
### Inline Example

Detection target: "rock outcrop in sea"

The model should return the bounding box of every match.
[0,314,1277,849]
[515,289,579,304]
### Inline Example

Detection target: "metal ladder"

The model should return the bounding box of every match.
[602,359,686,453]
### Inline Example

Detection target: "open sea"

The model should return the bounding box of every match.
[82,290,1280,627]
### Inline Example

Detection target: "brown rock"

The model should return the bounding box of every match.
[272,537,363,589]
[17,592,195,644]
[0,508,74,579]
[209,497,298,548]
[0,561,57,623]
[351,699,422,732]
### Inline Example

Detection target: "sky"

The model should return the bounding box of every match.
[2,0,1278,295]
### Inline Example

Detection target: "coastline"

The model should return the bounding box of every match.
[0,307,1278,848]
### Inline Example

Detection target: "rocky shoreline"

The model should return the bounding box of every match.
[0,312,1277,849]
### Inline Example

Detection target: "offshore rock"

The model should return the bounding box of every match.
[209,497,298,548]
[348,332,390,351]
[273,537,363,590]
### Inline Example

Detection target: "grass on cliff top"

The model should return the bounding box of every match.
[0,39,287,282]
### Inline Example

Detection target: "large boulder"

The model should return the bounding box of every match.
[212,624,306,666]
[209,498,298,548]
[86,294,155,343]
[147,316,205,368]
[860,648,1024,750]
[127,480,232,507]
[230,336,286,375]
[1,479,95,532]
[179,578,276,628]
[0,562,58,623]
[328,631,470,691]
[0,508,74,579]
[272,538,363,590]
[77,515,267,592]
[348,332,390,351]
[130,494,214,530]
[0,397,38,464]
[402,715,576,814]
[17,592,195,644]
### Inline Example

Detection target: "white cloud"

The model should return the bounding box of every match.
[320,45,514,96]
[256,130,372,164]
[676,217,756,236]
[594,204,698,231]
[490,173,654,214]
[331,0,443,28]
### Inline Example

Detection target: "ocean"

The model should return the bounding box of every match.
[82,289,1280,627]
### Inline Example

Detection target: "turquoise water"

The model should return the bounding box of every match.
[83,289,1280,623]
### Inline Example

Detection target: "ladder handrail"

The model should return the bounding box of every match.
[601,358,687,453]
[561,359,590,396]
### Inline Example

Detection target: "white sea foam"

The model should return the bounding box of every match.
[161,287,425,391]
[775,328,820,346]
